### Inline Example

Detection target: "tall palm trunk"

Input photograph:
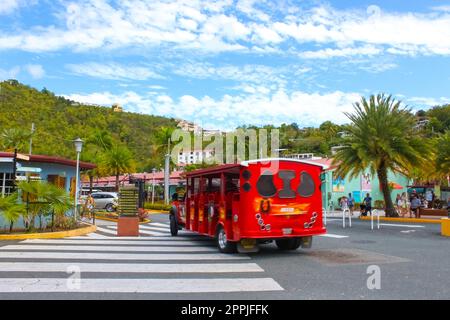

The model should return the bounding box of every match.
[115,172,120,192]
[89,175,94,193]
[9,221,13,233]
[377,164,397,217]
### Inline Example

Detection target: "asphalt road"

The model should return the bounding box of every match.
[0,214,448,300]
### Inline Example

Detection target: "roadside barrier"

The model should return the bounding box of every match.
[371,209,381,230]
[342,208,351,228]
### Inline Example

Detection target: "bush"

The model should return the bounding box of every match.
[144,203,171,211]
[374,200,385,209]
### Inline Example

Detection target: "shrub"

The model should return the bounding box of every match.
[374,200,385,209]
[144,203,171,211]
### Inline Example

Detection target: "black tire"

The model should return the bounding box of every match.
[169,214,178,236]
[216,226,237,253]
[105,203,114,212]
[275,238,302,250]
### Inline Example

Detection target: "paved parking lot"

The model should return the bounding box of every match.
[0,214,448,300]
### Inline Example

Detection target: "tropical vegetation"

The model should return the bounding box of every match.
[332,94,431,216]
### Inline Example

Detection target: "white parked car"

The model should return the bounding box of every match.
[91,192,119,212]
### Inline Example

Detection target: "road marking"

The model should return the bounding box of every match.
[0,278,283,293]
[139,225,171,232]
[380,223,425,228]
[106,225,169,236]
[318,233,349,239]
[67,235,204,240]
[2,244,216,252]
[86,233,109,238]
[149,222,170,228]
[95,226,117,235]
[0,262,263,273]
[22,239,210,246]
[0,251,250,260]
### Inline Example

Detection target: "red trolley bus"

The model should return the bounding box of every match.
[169,158,327,253]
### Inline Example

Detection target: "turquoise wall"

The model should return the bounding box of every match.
[321,169,411,210]
[0,161,78,229]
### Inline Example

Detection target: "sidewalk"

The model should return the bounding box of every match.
[325,209,445,224]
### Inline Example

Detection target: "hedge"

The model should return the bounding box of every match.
[144,203,171,211]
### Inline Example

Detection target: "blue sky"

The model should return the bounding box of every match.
[1,0,450,130]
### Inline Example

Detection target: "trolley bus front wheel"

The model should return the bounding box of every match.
[275,237,302,250]
[216,226,237,253]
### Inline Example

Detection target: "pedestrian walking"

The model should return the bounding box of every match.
[347,193,355,216]
[340,196,349,211]
[410,196,421,218]
[83,193,95,221]
[363,193,372,216]
[401,192,410,217]
[395,194,402,216]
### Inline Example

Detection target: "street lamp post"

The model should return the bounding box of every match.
[152,168,156,204]
[73,138,83,222]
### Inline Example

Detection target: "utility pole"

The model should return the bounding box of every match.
[29,123,35,155]
[11,148,17,194]
[164,138,170,205]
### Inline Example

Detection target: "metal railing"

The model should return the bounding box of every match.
[342,208,352,228]
[371,209,380,230]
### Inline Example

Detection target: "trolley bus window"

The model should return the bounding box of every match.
[278,170,296,199]
[256,170,277,198]
[226,176,239,193]
[298,171,315,197]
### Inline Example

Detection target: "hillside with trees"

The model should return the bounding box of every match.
[0,80,178,171]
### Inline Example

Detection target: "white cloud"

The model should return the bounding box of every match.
[63,89,362,130]
[299,45,382,59]
[0,0,20,15]
[1,1,450,58]
[66,62,164,81]
[406,96,450,107]
[0,66,21,80]
[25,64,45,79]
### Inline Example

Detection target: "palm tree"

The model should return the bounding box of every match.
[0,127,32,152]
[17,180,72,231]
[83,130,114,192]
[98,145,136,191]
[0,193,26,233]
[435,131,450,178]
[333,94,430,217]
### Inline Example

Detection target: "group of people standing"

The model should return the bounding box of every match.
[395,189,430,218]
[339,193,372,217]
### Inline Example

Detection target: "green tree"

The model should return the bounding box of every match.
[0,127,32,152]
[435,131,450,179]
[17,180,73,231]
[99,145,136,191]
[0,193,26,233]
[333,94,430,216]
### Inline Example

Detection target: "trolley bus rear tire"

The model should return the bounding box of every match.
[275,238,302,250]
[216,226,237,253]
[169,214,178,236]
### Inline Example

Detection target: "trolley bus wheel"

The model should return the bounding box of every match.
[169,214,178,236]
[275,238,302,250]
[216,226,237,253]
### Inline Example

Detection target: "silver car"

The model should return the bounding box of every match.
[91,192,118,212]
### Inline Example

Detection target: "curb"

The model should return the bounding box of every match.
[359,216,442,224]
[0,223,97,240]
[94,215,151,224]
[145,210,169,214]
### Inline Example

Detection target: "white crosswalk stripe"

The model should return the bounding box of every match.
[0,278,283,293]
[0,232,283,294]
